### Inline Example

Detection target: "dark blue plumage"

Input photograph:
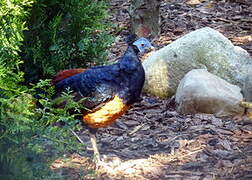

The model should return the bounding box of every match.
[55,37,153,110]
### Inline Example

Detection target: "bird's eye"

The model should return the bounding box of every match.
[141,44,145,47]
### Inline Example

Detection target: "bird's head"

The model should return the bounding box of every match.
[126,34,155,55]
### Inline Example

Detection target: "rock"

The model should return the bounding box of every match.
[143,27,252,98]
[175,69,244,118]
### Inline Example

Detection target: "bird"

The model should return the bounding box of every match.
[51,34,154,162]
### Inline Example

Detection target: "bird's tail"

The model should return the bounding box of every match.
[52,68,86,85]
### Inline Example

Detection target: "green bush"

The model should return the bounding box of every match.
[0,0,36,179]
[0,0,34,139]
[22,0,113,83]
[0,0,110,178]
[0,80,86,179]
[0,0,33,96]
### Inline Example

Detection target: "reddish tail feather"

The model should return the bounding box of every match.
[52,68,86,85]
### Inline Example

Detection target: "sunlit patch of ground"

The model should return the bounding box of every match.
[50,154,96,179]
[231,35,252,45]
[98,137,206,179]
[186,0,204,5]
[50,135,207,179]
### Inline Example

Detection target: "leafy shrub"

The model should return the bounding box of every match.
[0,0,97,178]
[0,79,86,179]
[0,0,34,96]
[22,0,113,83]
[0,0,34,142]
[0,0,36,179]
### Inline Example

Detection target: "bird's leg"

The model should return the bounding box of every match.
[87,127,101,163]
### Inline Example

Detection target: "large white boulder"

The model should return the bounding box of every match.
[175,69,244,118]
[143,27,252,98]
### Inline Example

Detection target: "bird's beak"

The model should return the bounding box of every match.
[146,46,155,53]
[139,46,155,55]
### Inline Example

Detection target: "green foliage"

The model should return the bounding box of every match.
[22,0,113,83]
[0,0,34,140]
[0,0,37,179]
[1,79,87,179]
[0,0,33,96]
[0,0,105,178]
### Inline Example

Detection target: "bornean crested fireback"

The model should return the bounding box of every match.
[52,34,154,163]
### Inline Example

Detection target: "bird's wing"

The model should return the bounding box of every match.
[54,65,122,110]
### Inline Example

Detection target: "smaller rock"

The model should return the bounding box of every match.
[175,69,244,117]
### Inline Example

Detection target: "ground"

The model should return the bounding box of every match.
[50,0,252,179]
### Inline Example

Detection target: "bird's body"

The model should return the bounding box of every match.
[52,35,153,162]
[54,46,145,127]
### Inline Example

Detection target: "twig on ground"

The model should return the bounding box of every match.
[129,124,145,136]
[70,129,85,145]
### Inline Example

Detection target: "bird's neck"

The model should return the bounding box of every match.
[117,45,141,71]
[121,45,139,60]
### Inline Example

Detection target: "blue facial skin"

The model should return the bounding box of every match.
[133,37,154,55]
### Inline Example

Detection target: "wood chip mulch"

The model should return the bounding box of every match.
[51,0,252,179]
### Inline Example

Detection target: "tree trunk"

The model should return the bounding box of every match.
[129,0,160,38]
